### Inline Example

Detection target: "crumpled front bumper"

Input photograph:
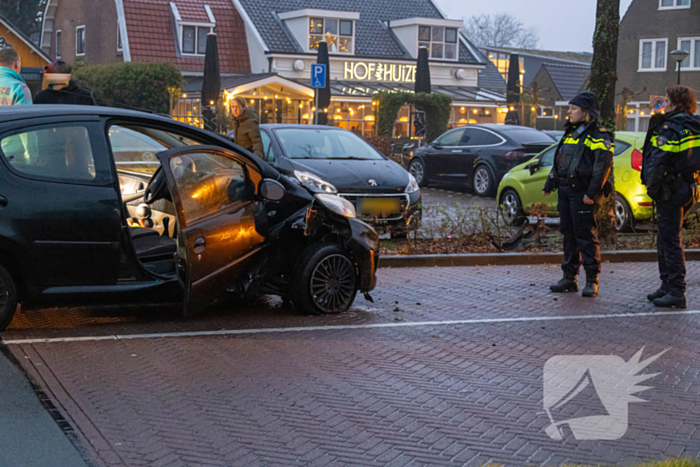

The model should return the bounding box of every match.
[346,218,379,293]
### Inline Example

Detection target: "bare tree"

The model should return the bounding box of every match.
[462,13,539,49]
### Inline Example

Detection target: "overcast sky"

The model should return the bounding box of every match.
[435,0,635,53]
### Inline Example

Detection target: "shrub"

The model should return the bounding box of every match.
[72,62,183,115]
[374,91,452,143]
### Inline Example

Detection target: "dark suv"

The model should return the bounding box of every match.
[0,106,379,330]
[408,124,554,197]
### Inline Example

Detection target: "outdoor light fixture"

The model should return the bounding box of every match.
[250,99,254,104]
[670,49,690,85]
[182,94,187,98]
[510,106,514,111]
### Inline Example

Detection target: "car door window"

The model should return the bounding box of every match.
[0,123,110,185]
[461,128,502,146]
[435,128,465,147]
[540,147,556,168]
[108,125,205,174]
[170,152,249,224]
[260,130,275,163]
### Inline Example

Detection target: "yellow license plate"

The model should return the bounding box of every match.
[359,198,400,214]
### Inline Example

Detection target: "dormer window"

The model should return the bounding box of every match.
[182,25,211,55]
[278,9,359,55]
[419,26,458,60]
[170,2,216,57]
[309,18,354,54]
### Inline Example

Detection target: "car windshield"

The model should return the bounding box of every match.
[502,128,556,144]
[274,128,384,160]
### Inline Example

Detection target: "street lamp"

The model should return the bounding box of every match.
[670,49,690,85]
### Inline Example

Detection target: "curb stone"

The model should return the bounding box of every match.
[379,249,700,268]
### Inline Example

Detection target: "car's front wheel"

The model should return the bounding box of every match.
[409,159,429,187]
[473,165,495,197]
[0,264,18,331]
[500,189,526,226]
[292,243,358,315]
[615,194,634,232]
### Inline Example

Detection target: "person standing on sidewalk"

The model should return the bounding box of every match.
[229,96,263,158]
[543,92,614,298]
[642,86,700,309]
[0,48,32,106]
[34,61,96,106]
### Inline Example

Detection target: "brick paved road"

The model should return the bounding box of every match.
[2,262,700,466]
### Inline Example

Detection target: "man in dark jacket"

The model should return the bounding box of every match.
[642,86,700,308]
[34,61,96,106]
[544,92,614,297]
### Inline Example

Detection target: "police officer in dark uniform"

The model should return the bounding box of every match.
[544,92,614,297]
[642,86,700,309]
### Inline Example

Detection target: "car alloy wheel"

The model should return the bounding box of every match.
[473,166,491,196]
[310,254,357,313]
[614,195,633,232]
[502,191,520,225]
[0,264,18,331]
[409,160,426,186]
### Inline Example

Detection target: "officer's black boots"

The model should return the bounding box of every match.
[647,287,670,302]
[582,272,599,297]
[550,277,578,293]
[653,290,687,309]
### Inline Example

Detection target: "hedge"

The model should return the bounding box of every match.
[72,62,183,115]
[374,91,452,143]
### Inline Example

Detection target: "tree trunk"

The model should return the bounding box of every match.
[589,0,620,241]
[589,0,619,135]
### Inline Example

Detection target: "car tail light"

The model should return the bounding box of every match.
[631,149,643,171]
[639,202,652,207]
[505,150,526,158]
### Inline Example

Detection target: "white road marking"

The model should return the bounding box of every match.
[2,309,700,345]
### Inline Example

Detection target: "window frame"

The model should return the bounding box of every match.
[55,29,62,59]
[678,37,700,70]
[180,24,213,57]
[638,38,668,72]
[418,25,459,62]
[308,17,355,55]
[117,23,123,53]
[0,121,112,187]
[75,25,86,57]
[658,0,691,9]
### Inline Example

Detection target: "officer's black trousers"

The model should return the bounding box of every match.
[558,186,602,280]
[656,182,696,292]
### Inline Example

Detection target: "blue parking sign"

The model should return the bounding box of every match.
[311,64,327,88]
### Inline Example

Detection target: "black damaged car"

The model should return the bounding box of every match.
[0,106,379,330]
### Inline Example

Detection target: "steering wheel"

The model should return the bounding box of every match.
[144,167,168,204]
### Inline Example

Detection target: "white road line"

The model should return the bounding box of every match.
[2,309,700,345]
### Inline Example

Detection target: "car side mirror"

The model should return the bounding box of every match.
[528,160,541,175]
[259,179,286,201]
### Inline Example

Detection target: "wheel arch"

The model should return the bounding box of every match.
[0,244,28,301]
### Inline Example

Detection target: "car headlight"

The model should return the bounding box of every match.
[406,173,420,193]
[294,170,337,194]
[317,194,356,218]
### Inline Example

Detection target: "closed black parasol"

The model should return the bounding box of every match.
[315,41,331,125]
[201,32,221,132]
[413,46,431,137]
[504,53,521,125]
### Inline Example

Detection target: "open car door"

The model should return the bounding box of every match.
[156,146,266,317]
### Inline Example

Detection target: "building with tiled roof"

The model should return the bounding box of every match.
[39,0,508,135]
[528,62,590,130]
[40,0,251,74]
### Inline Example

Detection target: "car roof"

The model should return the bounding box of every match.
[260,124,350,131]
[0,104,174,124]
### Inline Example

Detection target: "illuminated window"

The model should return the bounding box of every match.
[418,26,458,61]
[310,18,354,54]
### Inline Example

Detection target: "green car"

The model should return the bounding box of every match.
[497,132,651,232]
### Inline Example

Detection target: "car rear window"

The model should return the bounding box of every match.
[614,140,631,157]
[501,128,555,144]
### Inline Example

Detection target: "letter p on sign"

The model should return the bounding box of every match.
[311,64,327,89]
